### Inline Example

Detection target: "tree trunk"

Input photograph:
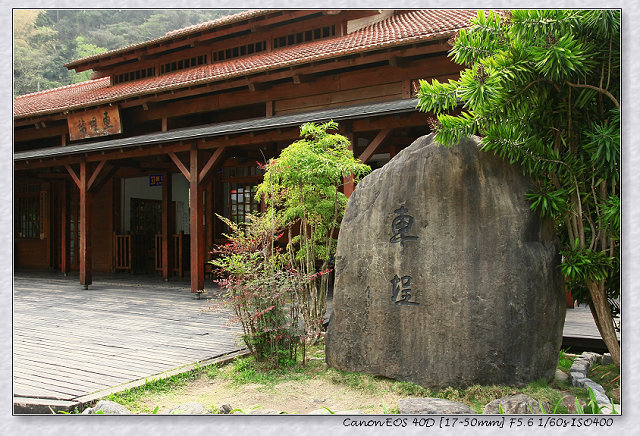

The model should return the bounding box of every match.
[587,279,620,367]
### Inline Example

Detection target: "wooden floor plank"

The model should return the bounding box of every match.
[14,272,244,403]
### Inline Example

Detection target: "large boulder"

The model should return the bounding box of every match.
[325,134,565,388]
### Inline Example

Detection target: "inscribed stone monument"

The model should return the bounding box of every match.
[325,134,566,388]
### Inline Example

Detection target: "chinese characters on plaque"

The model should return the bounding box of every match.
[149,174,163,186]
[67,106,122,141]
[390,205,419,305]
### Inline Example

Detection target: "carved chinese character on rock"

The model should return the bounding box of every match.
[391,274,418,305]
[390,205,418,250]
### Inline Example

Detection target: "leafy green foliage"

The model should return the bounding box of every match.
[417,9,620,365]
[257,121,370,342]
[211,214,305,368]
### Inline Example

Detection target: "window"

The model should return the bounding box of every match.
[15,184,40,239]
[114,67,155,84]
[213,41,266,62]
[273,25,335,49]
[225,183,259,226]
[160,55,207,75]
[221,165,264,230]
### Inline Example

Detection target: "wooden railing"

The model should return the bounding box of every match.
[113,232,132,273]
[152,231,185,277]
[172,231,184,277]
[154,233,163,273]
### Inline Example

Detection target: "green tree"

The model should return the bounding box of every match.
[417,10,620,366]
[257,121,371,342]
[70,36,107,83]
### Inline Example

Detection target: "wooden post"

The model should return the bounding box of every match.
[79,159,92,289]
[189,144,205,294]
[60,181,69,276]
[343,131,355,198]
[161,171,173,280]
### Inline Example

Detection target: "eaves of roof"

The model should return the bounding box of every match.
[15,10,477,120]
[14,98,418,162]
[64,10,274,69]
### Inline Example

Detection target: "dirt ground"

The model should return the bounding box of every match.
[137,375,403,414]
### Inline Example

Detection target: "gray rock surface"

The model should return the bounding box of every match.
[82,400,131,415]
[326,134,565,388]
[483,394,550,414]
[554,369,569,383]
[482,394,552,415]
[398,398,476,415]
[162,402,211,414]
[219,403,233,414]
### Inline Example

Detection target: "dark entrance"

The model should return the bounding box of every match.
[130,198,162,273]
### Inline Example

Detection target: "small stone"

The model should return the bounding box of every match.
[554,369,569,383]
[83,400,131,415]
[398,398,476,415]
[602,354,613,365]
[483,394,550,414]
[572,377,588,388]
[600,404,621,415]
[219,404,233,414]
[571,360,589,373]
[561,394,581,413]
[582,380,605,394]
[582,352,601,364]
[162,402,211,415]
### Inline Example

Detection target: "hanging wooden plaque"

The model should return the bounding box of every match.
[67,106,122,141]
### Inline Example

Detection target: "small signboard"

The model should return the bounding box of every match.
[149,174,163,186]
[67,106,122,141]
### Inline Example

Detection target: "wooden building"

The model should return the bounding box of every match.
[13,9,473,293]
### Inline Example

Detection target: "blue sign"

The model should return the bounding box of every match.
[149,174,163,186]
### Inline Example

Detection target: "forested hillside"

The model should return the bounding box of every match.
[13,9,239,98]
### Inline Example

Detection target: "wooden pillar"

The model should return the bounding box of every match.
[79,159,92,289]
[343,131,355,198]
[161,171,173,280]
[189,144,205,293]
[60,181,69,276]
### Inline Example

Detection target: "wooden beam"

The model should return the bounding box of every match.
[189,144,205,293]
[168,152,190,180]
[198,147,226,184]
[86,160,107,191]
[358,128,392,164]
[90,164,119,193]
[64,164,81,189]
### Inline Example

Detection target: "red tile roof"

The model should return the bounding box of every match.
[64,10,274,69]
[15,10,480,119]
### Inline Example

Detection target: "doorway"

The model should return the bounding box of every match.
[130,197,162,273]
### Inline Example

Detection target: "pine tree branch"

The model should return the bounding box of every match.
[566,81,620,109]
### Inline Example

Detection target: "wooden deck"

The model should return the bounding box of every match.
[13,272,245,413]
[13,272,617,413]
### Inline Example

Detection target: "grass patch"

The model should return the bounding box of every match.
[557,349,575,372]
[91,347,611,414]
[588,363,620,399]
[105,369,204,413]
